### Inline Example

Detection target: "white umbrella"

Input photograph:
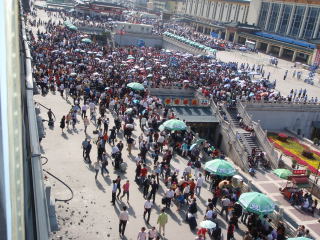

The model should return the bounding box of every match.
[66,61,73,65]
[140,57,145,61]
[93,72,100,76]
[161,76,166,80]
[183,80,189,83]
[146,67,152,70]
[70,72,77,76]
[147,74,153,78]
[161,64,168,68]
[95,58,100,61]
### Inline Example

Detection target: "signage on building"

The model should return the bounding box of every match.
[199,99,209,106]
[292,169,306,175]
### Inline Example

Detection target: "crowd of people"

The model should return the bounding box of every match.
[25,5,319,240]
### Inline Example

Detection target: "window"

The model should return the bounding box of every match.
[289,6,306,37]
[277,5,292,35]
[267,3,280,32]
[302,7,320,40]
[258,2,270,29]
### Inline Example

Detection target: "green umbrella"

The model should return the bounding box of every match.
[159,119,187,131]
[199,220,216,229]
[287,238,313,240]
[204,159,236,176]
[81,38,92,43]
[238,192,275,215]
[69,25,78,31]
[272,169,292,179]
[127,82,145,91]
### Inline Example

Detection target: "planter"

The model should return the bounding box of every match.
[278,133,288,142]
[302,150,314,159]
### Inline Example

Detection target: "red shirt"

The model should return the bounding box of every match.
[140,168,148,177]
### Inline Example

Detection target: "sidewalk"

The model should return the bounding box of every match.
[234,162,320,239]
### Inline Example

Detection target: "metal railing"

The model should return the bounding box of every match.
[210,100,249,171]
[237,102,279,168]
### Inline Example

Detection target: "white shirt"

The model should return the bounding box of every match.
[144,200,153,209]
[137,231,147,240]
[112,146,119,154]
[205,210,214,219]
[119,211,129,221]
[222,198,231,207]
[196,177,204,187]
[157,136,165,143]
[166,189,174,198]
[148,229,157,238]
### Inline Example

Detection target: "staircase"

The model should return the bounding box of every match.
[224,105,261,156]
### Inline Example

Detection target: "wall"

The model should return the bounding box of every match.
[247,0,262,25]
[113,33,163,48]
[245,103,320,139]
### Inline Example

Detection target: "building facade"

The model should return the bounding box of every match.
[255,0,320,41]
[185,0,251,24]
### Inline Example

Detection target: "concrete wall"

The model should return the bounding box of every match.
[245,103,320,139]
[113,33,163,48]
[247,0,262,26]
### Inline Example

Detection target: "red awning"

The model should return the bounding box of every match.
[291,177,309,184]
[288,176,310,188]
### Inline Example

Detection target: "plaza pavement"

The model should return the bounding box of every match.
[36,92,249,240]
[217,50,320,99]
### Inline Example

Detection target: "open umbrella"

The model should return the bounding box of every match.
[125,108,134,114]
[238,192,275,215]
[272,169,292,179]
[81,38,92,43]
[204,159,236,177]
[159,119,187,131]
[127,82,145,91]
[199,220,216,229]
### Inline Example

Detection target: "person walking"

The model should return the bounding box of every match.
[116,175,122,199]
[85,140,92,164]
[119,206,129,237]
[101,152,109,176]
[227,222,235,240]
[149,179,158,203]
[221,196,231,221]
[82,138,89,158]
[195,173,204,196]
[111,180,117,205]
[137,227,147,240]
[157,208,168,237]
[120,180,130,203]
[94,160,100,180]
[83,116,90,134]
[144,198,153,223]
[60,116,66,133]
[127,136,134,155]
[148,226,158,240]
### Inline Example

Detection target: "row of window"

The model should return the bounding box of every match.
[186,0,248,23]
[258,3,320,40]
